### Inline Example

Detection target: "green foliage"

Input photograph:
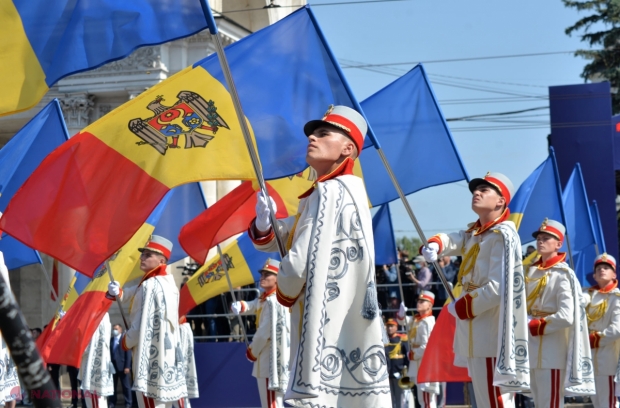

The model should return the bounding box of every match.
[396,236,423,257]
[564,0,620,113]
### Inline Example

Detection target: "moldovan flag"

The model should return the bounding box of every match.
[38,194,170,366]
[0,99,68,270]
[1,0,208,116]
[179,233,279,318]
[1,6,352,276]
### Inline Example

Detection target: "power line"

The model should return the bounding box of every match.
[342,50,586,68]
[446,106,549,121]
[216,0,410,14]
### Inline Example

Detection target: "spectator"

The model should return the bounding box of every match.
[411,256,432,293]
[524,245,535,258]
[109,324,132,408]
[31,328,42,341]
[375,266,388,312]
[383,264,400,301]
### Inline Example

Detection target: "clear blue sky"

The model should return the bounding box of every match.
[311,0,594,240]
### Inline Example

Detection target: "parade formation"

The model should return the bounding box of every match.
[0,2,619,408]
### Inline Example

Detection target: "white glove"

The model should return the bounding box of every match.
[422,242,439,263]
[393,372,401,379]
[255,191,276,232]
[447,302,457,318]
[107,281,120,297]
[397,302,407,319]
[58,310,66,319]
[231,301,242,315]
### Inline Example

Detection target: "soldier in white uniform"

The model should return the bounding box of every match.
[231,259,289,408]
[421,172,529,408]
[249,105,391,407]
[80,313,114,408]
[583,253,620,408]
[397,291,439,408]
[107,235,187,408]
[526,219,593,408]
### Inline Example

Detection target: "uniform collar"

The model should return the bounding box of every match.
[260,287,277,301]
[591,279,618,293]
[298,158,355,199]
[415,311,433,321]
[532,252,566,270]
[137,264,168,287]
[466,208,510,236]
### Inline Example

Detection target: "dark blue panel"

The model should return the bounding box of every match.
[193,342,260,408]
[549,82,617,259]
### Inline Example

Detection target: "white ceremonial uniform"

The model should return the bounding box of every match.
[526,255,594,404]
[251,162,392,408]
[0,252,20,406]
[397,313,439,408]
[431,212,529,408]
[240,289,290,408]
[177,322,198,408]
[121,266,187,408]
[80,313,114,408]
[583,281,620,408]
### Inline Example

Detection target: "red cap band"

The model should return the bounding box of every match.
[485,176,511,205]
[539,225,564,241]
[420,294,435,305]
[323,113,364,154]
[144,242,171,259]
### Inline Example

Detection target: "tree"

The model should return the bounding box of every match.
[564,0,620,114]
[396,236,423,257]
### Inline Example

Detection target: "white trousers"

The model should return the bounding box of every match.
[417,387,437,408]
[401,389,415,408]
[136,391,183,408]
[530,369,565,408]
[257,378,283,408]
[467,357,514,408]
[84,392,108,408]
[592,375,618,408]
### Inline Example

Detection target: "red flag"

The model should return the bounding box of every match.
[417,305,471,383]
[50,260,59,301]
[39,291,112,367]
[179,181,289,264]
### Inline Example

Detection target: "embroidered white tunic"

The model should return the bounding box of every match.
[121,267,187,401]
[79,312,114,396]
[432,218,530,391]
[397,314,439,394]
[526,259,594,394]
[240,290,290,392]
[253,174,392,408]
[179,322,198,400]
[0,252,19,405]
[583,283,620,376]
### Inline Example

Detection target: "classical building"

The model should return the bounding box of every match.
[1,0,305,329]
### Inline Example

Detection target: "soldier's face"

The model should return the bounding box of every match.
[416,299,431,314]
[386,324,397,336]
[306,126,355,174]
[259,271,277,291]
[535,233,562,256]
[595,264,616,285]
[471,184,505,214]
[139,250,166,272]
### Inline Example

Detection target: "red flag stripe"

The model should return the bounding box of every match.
[0,133,169,276]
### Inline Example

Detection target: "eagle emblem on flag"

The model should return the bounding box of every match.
[128,91,229,155]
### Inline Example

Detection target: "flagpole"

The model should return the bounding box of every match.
[0,273,62,408]
[105,260,130,329]
[305,6,454,301]
[216,244,250,348]
[549,147,575,269]
[199,0,287,259]
[39,263,59,302]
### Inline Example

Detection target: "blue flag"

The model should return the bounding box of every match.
[153,183,208,264]
[372,205,397,265]
[202,6,354,179]
[508,154,562,244]
[0,99,68,269]
[562,164,598,285]
[590,200,606,254]
[4,0,209,115]
[358,65,469,207]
